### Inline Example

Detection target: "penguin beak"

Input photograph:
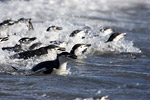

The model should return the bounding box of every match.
[56,27,63,30]
[122,33,127,36]
[58,47,66,51]
[86,44,91,47]
[30,37,37,41]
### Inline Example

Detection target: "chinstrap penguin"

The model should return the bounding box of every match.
[0,18,34,31]
[31,52,77,75]
[0,37,9,42]
[100,27,114,36]
[0,19,17,27]
[70,44,91,57]
[46,26,63,31]
[17,18,34,30]
[69,30,87,39]
[2,44,22,52]
[2,37,37,52]
[106,32,127,43]
[12,45,66,59]
[18,37,37,45]
[0,19,18,36]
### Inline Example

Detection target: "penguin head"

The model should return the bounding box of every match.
[18,37,37,45]
[17,18,31,23]
[69,30,87,39]
[46,45,66,53]
[17,18,34,30]
[100,28,114,36]
[112,32,127,42]
[1,19,17,26]
[106,32,127,43]
[70,44,91,56]
[58,52,77,62]
[46,26,63,31]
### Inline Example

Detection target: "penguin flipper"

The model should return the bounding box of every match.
[11,66,18,71]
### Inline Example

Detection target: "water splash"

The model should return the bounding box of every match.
[0,0,141,74]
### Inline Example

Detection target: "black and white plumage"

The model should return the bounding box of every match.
[17,18,34,30]
[49,41,67,47]
[0,19,17,27]
[18,37,37,45]
[29,42,42,50]
[2,44,22,52]
[50,41,64,45]
[69,30,87,39]
[0,37,9,42]
[70,44,91,56]
[31,52,77,75]
[12,45,66,59]
[0,18,34,31]
[100,27,114,36]
[106,32,127,43]
[2,37,37,52]
[46,26,63,31]
[69,30,82,37]
[0,19,17,37]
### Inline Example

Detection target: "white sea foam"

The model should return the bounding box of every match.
[0,0,141,73]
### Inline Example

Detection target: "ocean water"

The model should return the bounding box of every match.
[0,0,150,100]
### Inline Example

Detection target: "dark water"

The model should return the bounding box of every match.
[0,0,150,100]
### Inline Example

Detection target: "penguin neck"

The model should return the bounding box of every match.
[113,35,124,42]
[59,61,68,71]
[70,48,82,56]
[57,57,68,71]
[70,50,75,55]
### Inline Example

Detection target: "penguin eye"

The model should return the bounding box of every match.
[81,46,84,48]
